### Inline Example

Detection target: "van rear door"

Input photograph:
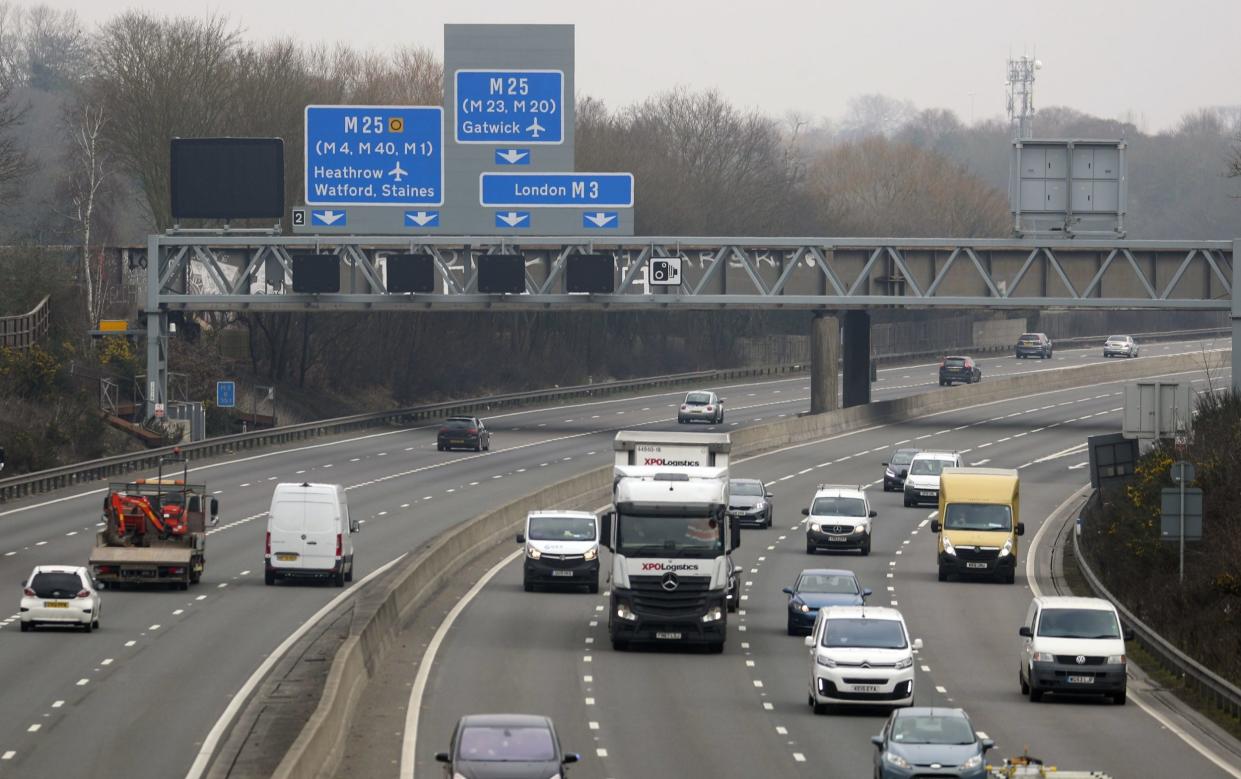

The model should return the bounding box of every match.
[302,495,340,571]
[269,495,306,569]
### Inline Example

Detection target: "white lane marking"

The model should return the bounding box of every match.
[173,609,184,616]
[921,665,931,672]
[596,748,608,758]
[2,751,14,760]
[793,753,806,762]
[101,658,114,666]
[584,697,595,705]
[399,549,522,777]
[26,724,40,733]
[51,701,64,708]
[124,640,136,647]
[977,730,990,739]
[588,721,599,730]
[1032,442,1089,463]
[1027,487,1241,779]
[972,459,991,466]
[148,624,161,631]
[935,685,948,694]
[776,726,788,735]
[76,678,89,686]
[763,702,774,710]
[185,554,407,779]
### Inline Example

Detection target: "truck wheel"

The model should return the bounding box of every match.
[265,571,275,586]
[178,581,189,591]
[1003,569,1016,584]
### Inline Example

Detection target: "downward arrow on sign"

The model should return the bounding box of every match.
[497,212,528,227]
[585,212,616,227]
[406,211,437,226]
[315,210,344,225]
[497,149,528,164]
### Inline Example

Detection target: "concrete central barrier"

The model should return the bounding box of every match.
[265,348,1230,779]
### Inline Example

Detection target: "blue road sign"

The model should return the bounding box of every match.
[494,148,531,165]
[481,173,634,208]
[216,381,236,409]
[305,105,443,206]
[495,211,531,228]
[455,70,564,144]
[404,210,440,228]
[311,209,346,226]
[582,211,619,229]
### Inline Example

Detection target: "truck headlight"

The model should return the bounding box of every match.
[1106,654,1126,664]
[998,538,1014,558]
[942,537,956,556]
[701,607,723,623]
[526,546,541,559]
[616,603,637,621]
[894,655,913,670]
[583,547,597,561]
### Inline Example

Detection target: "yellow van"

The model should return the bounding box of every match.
[930,468,1023,584]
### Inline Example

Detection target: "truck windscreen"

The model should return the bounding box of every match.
[943,503,1012,532]
[616,512,724,557]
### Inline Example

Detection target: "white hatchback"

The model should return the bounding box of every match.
[20,565,102,632]
[805,606,921,712]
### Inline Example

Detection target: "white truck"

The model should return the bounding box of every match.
[602,431,739,653]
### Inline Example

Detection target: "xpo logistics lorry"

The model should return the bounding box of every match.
[602,431,738,653]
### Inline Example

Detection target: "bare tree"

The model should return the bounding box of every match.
[67,103,108,323]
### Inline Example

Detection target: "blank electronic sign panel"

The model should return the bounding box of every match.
[170,138,284,220]
[291,254,341,293]
[387,254,436,293]
[566,253,614,293]
[477,254,526,293]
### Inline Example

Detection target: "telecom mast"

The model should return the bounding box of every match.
[1006,54,1041,138]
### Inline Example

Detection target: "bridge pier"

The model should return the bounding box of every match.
[842,310,871,408]
[809,312,839,414]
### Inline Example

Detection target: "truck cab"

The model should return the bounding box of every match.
[931,467,1023,583]
[603,431,737,653]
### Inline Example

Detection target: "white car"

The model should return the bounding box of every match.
[1102,335,1139,358]
[20,565,102,632]
[805,605,921,712]
[1019,595,1132,705]
[677,391,724,424]
[902,451,962,507]
[801,484,876,555]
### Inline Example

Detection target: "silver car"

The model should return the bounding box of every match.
[677,391,724,424]
[1102,335,1139,358]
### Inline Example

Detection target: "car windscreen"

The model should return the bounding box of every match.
[909,458,947,476]
[457,725,556,762]
[616,512,723,557]
[685,392,712,405]
[890,451,914,466]
[810,496,866,517]
[730,481,764,496]
[943,503,1012,532]
[1037,608,1121,639]
[303,500,338,534]
[30,572,83,598]
[796,574,858,594]
[891,715,976,745]
[821,618,907,649]
[528,515,596,541]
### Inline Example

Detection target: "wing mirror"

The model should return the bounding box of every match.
[912,638,923,650]
[782,587,794,595]
[801,507,810,516]
[434,752,451,763]
[350,519,360,533]
[563,753,581,764]
[1018,626,1032,638]
[515,533,525,544]
[1016,522,1026,536]
[871,735,884,748]
[881,461,888,467]
[861,587,872,598]
[868,510,877,518]
[930,520,941,533]
[600,510,614,551]
[982,738,995,752]
[803,635,815,648]
[1123,627,1135,642]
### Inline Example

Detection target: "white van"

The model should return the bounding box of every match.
[265,483,357,587]
[515,510,600,592]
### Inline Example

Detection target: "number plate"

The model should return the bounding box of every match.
[965,562,989,569]
[551,570,574,577]
[920,491,935,497]
[828,535,849,543]
[654,632,682,640]
[276,553,299,562]
[1067,675,1094,684]
[850,684,880,693]
[43,601,68,608]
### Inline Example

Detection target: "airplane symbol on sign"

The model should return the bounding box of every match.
[526,117,545,139]
[389,161,407,182]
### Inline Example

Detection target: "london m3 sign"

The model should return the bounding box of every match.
[304,105,444,206]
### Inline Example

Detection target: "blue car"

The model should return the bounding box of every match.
[783,568,870,635]
[872,707,993,779]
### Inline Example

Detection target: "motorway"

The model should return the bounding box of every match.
[0,336,1229,778]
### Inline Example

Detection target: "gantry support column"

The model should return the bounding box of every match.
[810,312,840,414]
[1233,239,1240,394]
[842,310,872,408]
[144,233,168,421]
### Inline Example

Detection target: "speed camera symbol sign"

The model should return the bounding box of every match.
[649,256,682,286]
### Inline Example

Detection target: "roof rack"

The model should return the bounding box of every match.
[815,483,864,492]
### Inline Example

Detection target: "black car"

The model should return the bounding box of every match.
[436,713,580,779]
[437,416,490,451]
[871,707,993,779]
[1015,332,1053,359]
[728,478,773,528]
[938,356,981,386]
[882,448,919,492]
[783,568,870,635]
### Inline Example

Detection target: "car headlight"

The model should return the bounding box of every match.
[616,603,638,621]
[815,654,836,668]
[894,655,913,669]
[942,537,956,556]
[701,606,723,623]
[526,546,541,559]
[998,537,1013,558]
[853,524,867,534]
[884,752,910,768]
[583,547,598,561]
[1106,654,1126,664]
[961,754,983,770]
[810,523,821,532]
[798,602,811,613]
[1032,651,1055,662]
[754,500,766,511]
[885,468,895,478]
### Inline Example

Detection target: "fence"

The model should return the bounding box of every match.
[0,295,49,349]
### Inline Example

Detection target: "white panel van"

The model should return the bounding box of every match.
[265,482,357,587]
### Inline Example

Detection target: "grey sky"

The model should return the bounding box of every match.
[44,0,1241,132]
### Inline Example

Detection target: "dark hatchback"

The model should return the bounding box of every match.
[871,707,993,779]
[436,713,580,779]
[882,448,919,492]
[783,568,870,635]
[437,417,491,452]
[1014,332,1053,359]
[938,356,981,386]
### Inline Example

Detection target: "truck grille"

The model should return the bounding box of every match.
[955,547,1000,562]
[628,575,712,619]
